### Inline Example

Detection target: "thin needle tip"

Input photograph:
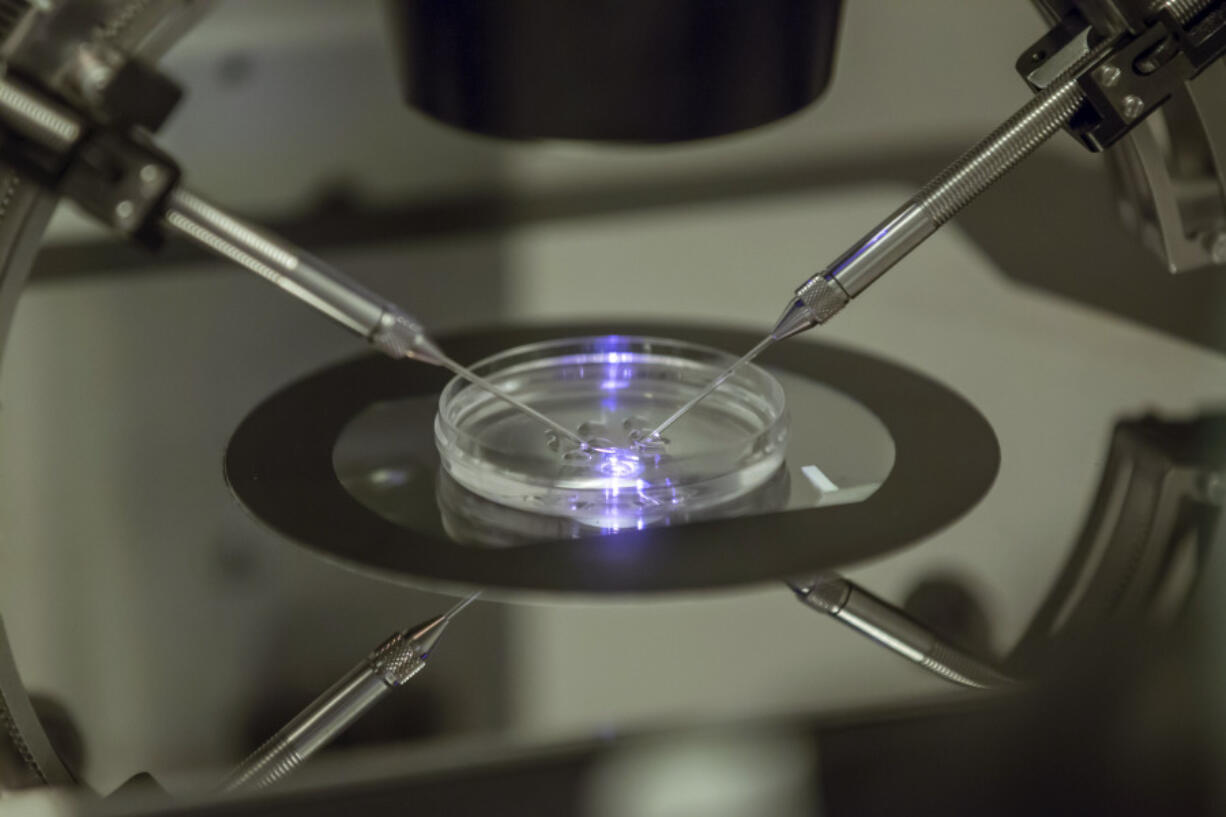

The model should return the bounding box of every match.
[646,336,776,439]
[437,355,584,445]
[443,590,481,622]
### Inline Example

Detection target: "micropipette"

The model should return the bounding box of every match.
[788,577,1013,689]
[644,36,1114,438]
[220,591,482,793]
[162,189,584,446]
[645,336,775,440]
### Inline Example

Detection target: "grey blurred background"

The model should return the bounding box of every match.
[0,0,1225,795]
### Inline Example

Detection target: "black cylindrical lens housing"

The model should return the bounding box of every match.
[386,0,844,143]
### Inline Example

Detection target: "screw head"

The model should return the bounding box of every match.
[1199,472,1224,506]
[1094,63,1122,87]
[138,164,166,195]
[1121,94,1145,120]
[1209,232,1226,265]
[114,200,135,223]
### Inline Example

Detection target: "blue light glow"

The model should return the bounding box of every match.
[598,454,641,479]
[828,218,895,279]
[560,336,684,532]
[581,447,672,531]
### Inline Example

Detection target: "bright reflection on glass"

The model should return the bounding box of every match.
[598,453,642,479]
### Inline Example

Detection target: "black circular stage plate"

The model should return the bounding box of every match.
[225,324,1000,595]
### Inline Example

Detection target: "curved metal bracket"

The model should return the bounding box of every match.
[1108,58,1226,271]
[0,0,214,793]
[0,616,73,788]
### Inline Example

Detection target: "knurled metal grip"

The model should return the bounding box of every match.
[795,275,850,324]
[368,632,425,686]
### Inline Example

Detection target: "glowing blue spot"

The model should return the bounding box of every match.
[598,453,641,479]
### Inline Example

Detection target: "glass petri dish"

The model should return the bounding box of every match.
[434,335,789,530]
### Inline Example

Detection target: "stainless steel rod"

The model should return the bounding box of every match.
[772,35,1117,342]
[220,593,480,793]
[163,188,417,354]
[218,664,393,793]
[790,576,1016,690]
[163,190,584,445]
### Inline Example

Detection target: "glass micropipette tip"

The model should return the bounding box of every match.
[407,590,482,659]
[437,355,586,446]
[442,590,481,623]
[645,335,776,440]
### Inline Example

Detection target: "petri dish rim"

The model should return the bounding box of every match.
[434,334,786,458]
[433,334,790,524]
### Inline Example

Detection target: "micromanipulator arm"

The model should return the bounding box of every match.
[0,68,583,442]
[773,0,1223,341]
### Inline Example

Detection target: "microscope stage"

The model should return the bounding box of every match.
[224,324,999,595]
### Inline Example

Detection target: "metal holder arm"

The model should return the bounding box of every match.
[792,414,1225,692]
[0,0,213,793]
[1022,0,1226,272]
[790,575,1017,690]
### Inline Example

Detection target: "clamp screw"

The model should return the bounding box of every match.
[114,200,135,224]
[1094,63,1122,87]
[1122,94,1145,120]
[1199,472,1225,506]
[1209,232,1226,265]
[139,164,166,195]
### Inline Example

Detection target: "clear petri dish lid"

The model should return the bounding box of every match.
[435,335,789,529]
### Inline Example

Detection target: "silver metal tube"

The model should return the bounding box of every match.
[1158,0,1214,21]
[164,188,585,442]
[773,36,1116,340]
[0,76,82,150]
[219,626,431,793]
[792,576,1016,691]
[835,586,936,664]
[219,595,479,794]
[164,188,386,339]
[814,202,935,299]
[162,188,448,364]
[838,50,1097,293]
[218,664,394,793]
